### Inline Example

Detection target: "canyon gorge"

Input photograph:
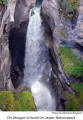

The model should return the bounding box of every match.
[0,0,83,111]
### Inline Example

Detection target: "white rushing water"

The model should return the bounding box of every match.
[24,7,56,111]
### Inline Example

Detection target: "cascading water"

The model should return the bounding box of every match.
[23,7,56,111]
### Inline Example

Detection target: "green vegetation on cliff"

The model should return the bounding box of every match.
[17,91,36,111]
[65,82,83,111]
[58,0,79,13]
[58,46,83,111]
[0,91,36,111]
[58,46,83,77]
[0,0,8,5]
[58,45,83,111]
[0,91,15,111]
[70,0,78,12]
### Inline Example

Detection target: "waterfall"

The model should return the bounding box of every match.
[23,7,56,111]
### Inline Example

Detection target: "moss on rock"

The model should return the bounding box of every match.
[65,82,83,111]
[16,91,36,111]
[0,91,15,111]
[58,46,83,110]
[58,46,83,77]
[65,91,80,111]
[0,91,36,111]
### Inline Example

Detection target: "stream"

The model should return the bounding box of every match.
[23,7,56,111]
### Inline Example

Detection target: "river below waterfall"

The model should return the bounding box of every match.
[23,7,56,111]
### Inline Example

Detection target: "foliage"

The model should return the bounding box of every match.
[65,82,83,111]
[71,82,83,93]
[0,1,2,5]
[65,91,80,111]
[58,46,83,77]
[0,0,8,5]
[69,0,79,11]
[0,91,36,111]
[58,0,79,14]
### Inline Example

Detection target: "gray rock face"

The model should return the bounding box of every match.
[75,0,83,47]
[0,4,5,25]
[14,0,36,27]
[41,0,60,45]
[0,36,12,90]
[0,0,36,90]
[0,0,36,35]
[41,0,72,83]
[41,0,83,110]
[41,0,73,110]
[62,0,83,47]
[0,0,17,36]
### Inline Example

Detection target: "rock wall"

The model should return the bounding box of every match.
[41,0,60,45]
[75,0,83,47]
[0,0,36,90]
[41,0,83,111]
[41,0,74,110]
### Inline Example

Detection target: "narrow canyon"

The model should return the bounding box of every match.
[0,0,83,111]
